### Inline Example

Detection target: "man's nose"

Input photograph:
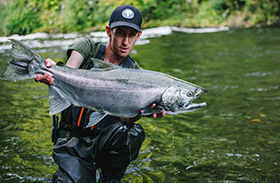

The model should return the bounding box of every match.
[122,35,129,45]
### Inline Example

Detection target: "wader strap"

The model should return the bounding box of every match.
[123,55,133,68]
[95,44,106,59]
[52,115,59,144]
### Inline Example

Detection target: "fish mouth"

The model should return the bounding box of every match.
[167,102,207,115]
[185,102,207,110]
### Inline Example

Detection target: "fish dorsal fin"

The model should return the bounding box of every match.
[90,58,122,70]
[48,85,71,115]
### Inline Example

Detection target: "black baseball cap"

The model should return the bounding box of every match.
[109,5,142,32]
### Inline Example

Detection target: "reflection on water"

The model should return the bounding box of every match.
[0,26,280,182]
[0,79,54,182]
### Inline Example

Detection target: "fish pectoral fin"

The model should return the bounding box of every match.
[48,86,71,115]
[141,106,165,116]
[86,112,108,128]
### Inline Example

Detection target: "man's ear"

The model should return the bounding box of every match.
[137,30,143,40]
[106,25,111,37]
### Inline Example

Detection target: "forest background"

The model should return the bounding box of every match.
[0,0,279,36]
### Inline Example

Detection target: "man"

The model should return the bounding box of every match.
[36,5,166,183]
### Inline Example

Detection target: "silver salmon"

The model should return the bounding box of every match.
[0,39,207,125]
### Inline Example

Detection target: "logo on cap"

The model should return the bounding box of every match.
[122,8,134,19]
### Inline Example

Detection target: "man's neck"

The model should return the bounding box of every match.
[104,44,125,65]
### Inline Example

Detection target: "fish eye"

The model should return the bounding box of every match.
[187,91,194,97]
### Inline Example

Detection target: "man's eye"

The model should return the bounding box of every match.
[129,33,137,37]
[116,31,125,36]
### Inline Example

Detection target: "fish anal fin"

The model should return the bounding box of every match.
[48,85,71,115]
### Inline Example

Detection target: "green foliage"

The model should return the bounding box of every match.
[245,0,280,24]
[0,0,279,35]
[1,0,42,35]
[59,0,94,32]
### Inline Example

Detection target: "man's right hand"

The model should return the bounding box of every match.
[35,58,56,85]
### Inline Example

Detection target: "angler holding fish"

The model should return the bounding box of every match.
[0,5,207,183]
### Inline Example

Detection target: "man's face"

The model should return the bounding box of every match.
[109,26,142,59]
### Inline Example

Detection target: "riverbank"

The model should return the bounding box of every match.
[0,0,279,36]
[0,26,231,52]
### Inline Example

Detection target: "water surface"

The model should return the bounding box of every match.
[0,26,279,182]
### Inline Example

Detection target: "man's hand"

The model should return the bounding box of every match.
[35,58,56,85]
[121,103,166,125]
[141,103,167,118]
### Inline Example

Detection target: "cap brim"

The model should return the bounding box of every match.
[110,21,141,32]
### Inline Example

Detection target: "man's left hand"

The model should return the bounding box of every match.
[141,103,167,118]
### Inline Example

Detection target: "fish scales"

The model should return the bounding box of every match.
[48,65,173,117]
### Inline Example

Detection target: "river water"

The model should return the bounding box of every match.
[0,26,279,182]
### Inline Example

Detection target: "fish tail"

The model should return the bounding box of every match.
[0,39,44,81]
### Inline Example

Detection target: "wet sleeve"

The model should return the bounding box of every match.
[66,38,93,60]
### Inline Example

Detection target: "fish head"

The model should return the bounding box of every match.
[180,87,208,106]
[162,83,208,114]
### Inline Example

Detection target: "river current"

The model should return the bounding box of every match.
[0,26,279,182]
